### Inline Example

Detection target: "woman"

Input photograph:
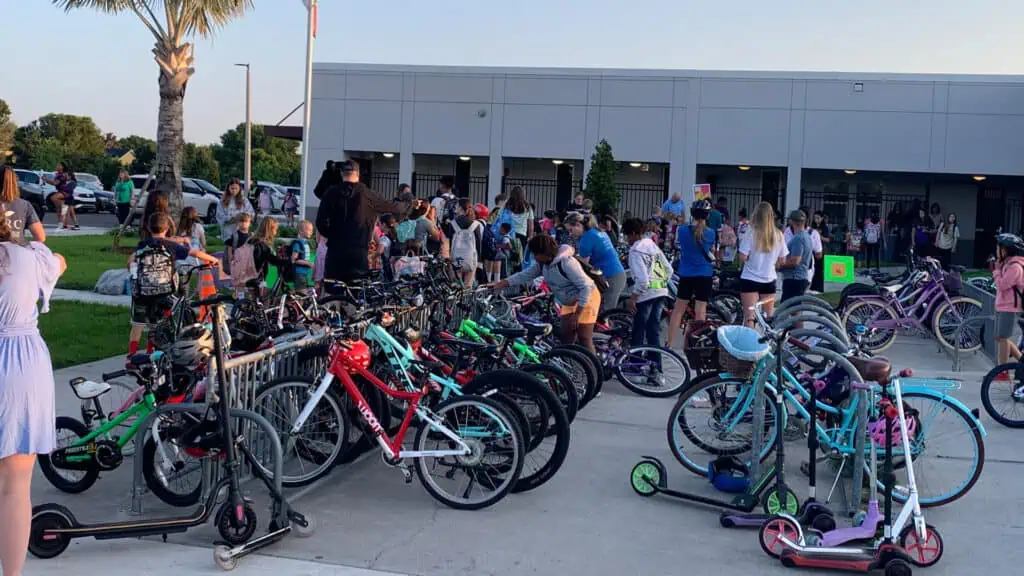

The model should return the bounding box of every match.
[566,212,625,312]
[490,235,600,353]
[0,216,67,576]
[738,202,788,327]
[934,213,960,270]
[1,166,45,243]
[408,201,440,253]
[53,162,80,231]
[666,199,716,348]
[216,178,255,273]
[912,207,933,258]
[501,185,535,246]
[113,169,134,225]
[810,211,829,292]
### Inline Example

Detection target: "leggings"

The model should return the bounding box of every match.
[864,242,881,269]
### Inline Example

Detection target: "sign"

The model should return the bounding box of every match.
[824,255,855,284]
[693,184,711,200]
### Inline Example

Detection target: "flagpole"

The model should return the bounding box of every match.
[298,0,317,221]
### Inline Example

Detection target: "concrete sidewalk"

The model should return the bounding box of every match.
[52,288,131,307]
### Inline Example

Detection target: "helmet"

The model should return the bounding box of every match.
[474,203,489,219]
[707,456,750,493]
[996,233,1024,255]
[170,323,214,370]
[690,199,712,220]
[867,400,918,447]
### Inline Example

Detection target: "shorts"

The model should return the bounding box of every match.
[559,288,601,325]
[995,311,1018,340]
[131,295,175,326]
[675,275,713,302]
[781,278,809,303]
[740,278,778,296]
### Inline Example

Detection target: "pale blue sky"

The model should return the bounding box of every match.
[2,1,1019,144]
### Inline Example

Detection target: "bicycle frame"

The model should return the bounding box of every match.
[64,393,158,462]
[456,318,541,364]
[851,276,955,332]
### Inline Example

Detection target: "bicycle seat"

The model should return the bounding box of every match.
[522,322,553,338]
[880,284,903,294]
[68,377,111,400]
[950,265,968,274]
[492,326,528,338]
[847,356,892,385]
[127,352,155,368]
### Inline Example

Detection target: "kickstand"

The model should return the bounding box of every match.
[824,454,847,506]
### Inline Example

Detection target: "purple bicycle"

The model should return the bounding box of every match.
[841,257,983,354]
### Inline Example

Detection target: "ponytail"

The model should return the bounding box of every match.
[692,219,707,244]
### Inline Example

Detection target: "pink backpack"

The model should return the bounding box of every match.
[231,243,258,290]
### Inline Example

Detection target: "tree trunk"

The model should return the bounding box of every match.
[153,42,194,221]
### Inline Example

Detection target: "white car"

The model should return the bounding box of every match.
[129,175,221,223]
[42,171,96,212]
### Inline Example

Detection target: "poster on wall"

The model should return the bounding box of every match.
[693,183,711,201]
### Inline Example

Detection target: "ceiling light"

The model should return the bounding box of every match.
[458,156,471,161]
[973,175,986,181]
[551,159,564,165]
[844,169,857,175]
[382,153,394,158]
[738,165,750,171]
[629,162,642,168]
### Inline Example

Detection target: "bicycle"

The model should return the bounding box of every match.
[980,315,1024,427]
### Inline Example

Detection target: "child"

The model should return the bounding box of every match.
[378,214,396,280]
[623,217,672,384]
[258,186,273,217]
[847,221,864,263]
[232,217,289,295]
[313,229,328,290]
[283,189,299,226]
[719,218,738,267]
[495,222,514,278]
[394,240,426,278]
[290,220,315,289]
[176,206,206,269]
[992,234,1024,382]
[129,213,220,354]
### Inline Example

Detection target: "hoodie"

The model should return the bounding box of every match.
[993,255,1024,312]
[629,238,672,303]
[315,181,407,281]
[506,245,595,307]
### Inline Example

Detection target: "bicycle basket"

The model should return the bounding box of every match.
[716,325,770,380]
[943,272,962,296]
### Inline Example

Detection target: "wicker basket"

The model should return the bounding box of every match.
[718,347,758,379]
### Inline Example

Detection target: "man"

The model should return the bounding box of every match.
[313,160,341,200]
[430,176,458,220]
[661,192,685,218]
[395,182,412,201]
[316,160,408,283]
[567,193,586,213]
[714,196,730,227]
[780,210,814,302]
[784,207,823,291]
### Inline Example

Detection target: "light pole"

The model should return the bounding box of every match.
[235,63,252,197]
[299,0,317,220]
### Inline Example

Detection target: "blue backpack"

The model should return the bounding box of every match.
[481,224,498,260]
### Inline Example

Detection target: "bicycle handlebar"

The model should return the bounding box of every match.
[102,369,129,381]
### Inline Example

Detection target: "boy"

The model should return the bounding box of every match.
[129,212,220,355]
[496,222,514,279]
[623,217,672,385]
[290,220,315,289]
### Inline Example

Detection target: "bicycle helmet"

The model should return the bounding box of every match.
[707,455,751,493]
[867,400,918,447]
[996,233,1024,255]
[690,198,712,220]
[170,323,214,370]
[474,203,489,220]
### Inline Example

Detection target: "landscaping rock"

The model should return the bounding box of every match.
[95,268,131,295]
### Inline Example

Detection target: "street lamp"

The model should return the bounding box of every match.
[235,63,252,196]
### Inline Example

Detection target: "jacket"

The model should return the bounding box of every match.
[629,238,671,303]
[315,181,407,282]
[993,256,1024,313]
[506,245,595,307]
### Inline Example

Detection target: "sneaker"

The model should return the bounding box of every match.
[72,225,81,230]
[995,371,1011,382]
[647,372,665,388]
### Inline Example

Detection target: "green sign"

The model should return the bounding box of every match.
[823,255,855,284]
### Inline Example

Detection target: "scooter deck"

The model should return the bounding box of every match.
[779,543,910,572]
[651,485,758,513]
[47,504,211,540]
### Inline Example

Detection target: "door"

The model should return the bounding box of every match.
[761,170,781,212]
[455,158,471,197]
[359,158,374,186]
[555,163,574,212]
[974,187,1003,267]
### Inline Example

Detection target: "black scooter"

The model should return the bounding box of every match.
[28,295,314,570]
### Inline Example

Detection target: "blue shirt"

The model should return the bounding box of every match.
[676,225,716,277]
[782,230,812,281]
[662,198,685,216]
[577,228,624,278]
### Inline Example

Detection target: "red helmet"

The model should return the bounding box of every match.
[474,203,490,219]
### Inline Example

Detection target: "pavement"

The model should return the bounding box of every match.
[52,288,131,307]
[23,331,1020,576]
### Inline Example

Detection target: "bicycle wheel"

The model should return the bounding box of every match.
[615,345,691,398]
[38,417,100,493]
[413,394,525,509]
[554,343,605,387]
[141,435,203,507]
[252,377,351,487]
[598,307,633,333]
[542,349,598,409]
[980,362,1024,427]
[667,374,780,477]
[842,299,899,352]
[932,297,984,352]
[519,362,579,422]
[462,369,571,493]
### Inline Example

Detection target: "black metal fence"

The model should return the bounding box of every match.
[617,182,665,220]
[370,172,399,197]
[1006,196,1022,236]
[467,175,488,207]
[412,173,441,200]
[503,177,560,215]
[716,187,777,225]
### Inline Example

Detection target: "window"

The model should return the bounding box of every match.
[183,180,201,195]
[16,171,39,184]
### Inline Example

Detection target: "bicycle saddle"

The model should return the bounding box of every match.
[492,326,528,338]
[127,352,155,368]
[880,283,903,294]
[847,355,892,385]
[522,322,553,338]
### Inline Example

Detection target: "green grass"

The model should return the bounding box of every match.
[38,301,130,369]
[819,291,842,308]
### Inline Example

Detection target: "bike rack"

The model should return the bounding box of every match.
[949,314,992,372]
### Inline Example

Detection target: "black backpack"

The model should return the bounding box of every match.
[443,195,460,225]
[558,255,610,293]
[133,242,178,299]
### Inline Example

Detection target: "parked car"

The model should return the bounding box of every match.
[253,181,287,213]
[93,190,116,214]
[75,172,104,192]
[129,175,220,224]
[187,178,223,222]
[11,169,47,220]
[42,171,96,213]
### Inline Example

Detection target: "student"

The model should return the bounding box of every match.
[665,199,716,349]
[0,165,45,243]
[934,212,960,270]
[738,202,788,327]
[780,210,814,302]
[283,188,299,227]
[176,206,206,269]
[991,233,1024,382]
[313,229,328,290]
[623,217,672,384]
[446,198,484,286]
[566,212,626,312]
[290,220,315,289]
[863,211,885,271]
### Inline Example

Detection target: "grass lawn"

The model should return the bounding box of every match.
[38,301,130,369]
[819,291,841,308]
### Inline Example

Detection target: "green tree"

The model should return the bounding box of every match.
[0,99,14,164]
[584,139,619,216]
[55,0,254,220]
[117,134,157,174]
[183,142,221,186]
[12,113,105,169]
[213,123,300,185]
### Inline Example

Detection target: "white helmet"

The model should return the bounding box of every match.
[171,324,214,369]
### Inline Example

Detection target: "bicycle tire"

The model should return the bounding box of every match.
[518,362,579,422]
[980,362,1024,427]
[615,345,691,398]
[931,297,984,353]
[555,343,604,386]
[542,349,598,409]
[141,436,203,507]
[462,369,571,493]
[252,377,351,487]
[38,417,100,494]
[842,299,899,352]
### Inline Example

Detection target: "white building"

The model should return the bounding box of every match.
[304,63,1024,266]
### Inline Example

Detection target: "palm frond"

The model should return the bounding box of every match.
[53,0,254,42]
[177,0,254,40]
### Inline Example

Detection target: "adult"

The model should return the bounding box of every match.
[493,186,534,271]
[0,166,45,243]
[408,201,441,251]
[934,212,960,270]
[430,176,458,222]
[52,162,80,231]
[567,192,586,213]
[445,198,485,286]
[928,202,943,253]
[491,235,600,352]
[784,208,822,291]
[113,169,134,225]
[738,202,788,327]
[780,210,814,302]
[810,211,830,292]
[396,182,412,201]
[316,160,407,283]
[714,196,730,227]
[566,212,626,312]
[911,207,932,261]
[661,192,685,218]
[0,216,66,576]
[312,160,340,201]
[665,199,716,348]
[216,178,255,272]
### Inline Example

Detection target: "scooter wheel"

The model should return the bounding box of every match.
[883,558,913,576]
[28,505,75,559]
[630,460,662,497]
[293,513,316,538]
[215,502,259,545]
[762,487,800,515]
[899,524,943,567]
[213,544,238,571]
[758,515,800,558]
[810,512,836,533]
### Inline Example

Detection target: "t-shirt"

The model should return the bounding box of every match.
[414,217,438,248]
[675,225,716,277]
[1,199,41,244]
[291,238,312,273]
[784,227,822,278]
[739,230,789,283]
[113,180,134,204]
[136,237,191,261]
[737,221,752,248]
[782,230,813,281]
[577,228,624,278]
[506,209,534,237]
[661,199,685,216]
[707,209,724,232]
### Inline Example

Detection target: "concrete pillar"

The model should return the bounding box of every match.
[398,76,415,190]
[786,81,808,214]
[785,167,802,214]
[488,151,503,206]
[682,108,699,204]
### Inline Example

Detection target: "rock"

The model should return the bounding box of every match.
[95,268,131,295]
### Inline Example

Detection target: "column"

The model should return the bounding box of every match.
[785,80,807,213]
[399,74,415,189]
[488,151,503,206]
[785,166,802,214]
[487,76,506,205]
[682,107,699,204]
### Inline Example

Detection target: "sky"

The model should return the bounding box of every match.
[2,1,1021,145]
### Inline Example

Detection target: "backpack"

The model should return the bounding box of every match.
[133,242,178,299]
[481,224,499,260]
[450,219,481,269]
[864,221,881,244]
[507,235,523,270]
[231,242,259,290]
[396,219,417,243]
[443,195,459,224]
[558,255,611,293]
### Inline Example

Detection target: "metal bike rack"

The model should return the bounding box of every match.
[950,314,992,372]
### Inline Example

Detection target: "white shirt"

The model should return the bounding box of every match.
[739,229,789,283]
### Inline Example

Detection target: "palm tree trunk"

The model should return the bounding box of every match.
[155,69,187,220]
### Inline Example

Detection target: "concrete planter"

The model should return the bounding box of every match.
[962,282,996,362]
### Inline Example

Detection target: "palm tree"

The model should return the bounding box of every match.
[54,1,253,217]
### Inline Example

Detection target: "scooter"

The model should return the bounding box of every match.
[28,296,315,571]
